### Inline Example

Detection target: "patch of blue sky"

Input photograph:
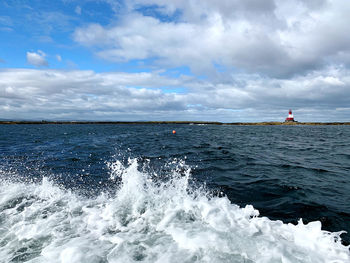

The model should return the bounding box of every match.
[161,87,187,94]
[42,49,151,72]
[211,62,249,79]
[0,0,118,64]
[77,1,117,25]
[49,48,94,70]
[134,4,182,23]
[132,86,187,94]
[195,74,209,81]
[213,62,227,73]
[0,33,46,68]
[225,109,245,112]
[0,0,184,73]
[1,0,117,25]
[1,7,103,70]
[3,4,83,35]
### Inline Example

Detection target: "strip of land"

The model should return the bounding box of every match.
[1,121,350,125]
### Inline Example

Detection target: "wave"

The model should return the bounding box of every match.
[0,158,349,262]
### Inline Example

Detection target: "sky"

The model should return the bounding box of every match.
[1,0,350,122]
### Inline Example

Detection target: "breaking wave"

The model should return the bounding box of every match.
[0,158,349,263]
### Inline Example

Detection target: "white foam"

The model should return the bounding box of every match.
[0,159,349,263]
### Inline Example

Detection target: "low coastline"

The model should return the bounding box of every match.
[1,121,350,125]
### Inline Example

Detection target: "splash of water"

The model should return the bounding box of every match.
[0,159,349,262]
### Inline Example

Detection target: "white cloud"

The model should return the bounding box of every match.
[74,0,350,77]
[26,50,48,67]
[0,68,349,121]
[3,1,350,121]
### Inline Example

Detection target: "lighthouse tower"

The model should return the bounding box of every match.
[285,109,295,122]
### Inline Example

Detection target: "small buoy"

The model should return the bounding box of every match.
[172,130,176,134]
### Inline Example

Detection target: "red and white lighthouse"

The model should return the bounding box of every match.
[285,109,295,122]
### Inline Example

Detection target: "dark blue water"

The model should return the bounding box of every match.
[0,124,350,262]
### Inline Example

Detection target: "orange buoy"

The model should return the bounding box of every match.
[172,130,176,134]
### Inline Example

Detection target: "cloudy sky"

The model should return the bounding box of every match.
[1,0,350,121]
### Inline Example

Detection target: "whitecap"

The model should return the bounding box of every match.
[0,159,349,262]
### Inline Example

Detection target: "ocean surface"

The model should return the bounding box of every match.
[0,124,349,263]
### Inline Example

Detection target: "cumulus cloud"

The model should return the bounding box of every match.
[2,0,350,121]
[0,68,349,121]
[74,0,350,78]
[26,50,48,67]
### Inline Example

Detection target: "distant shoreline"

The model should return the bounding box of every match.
[1,121,350,125]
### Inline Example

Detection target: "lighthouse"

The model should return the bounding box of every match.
[285,109,295,122]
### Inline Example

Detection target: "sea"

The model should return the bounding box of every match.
[0,124,349,263]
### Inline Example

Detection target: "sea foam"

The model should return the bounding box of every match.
[0,159,349,263]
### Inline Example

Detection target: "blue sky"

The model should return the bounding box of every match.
[1,0,350,121]
[1,1,122,71]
